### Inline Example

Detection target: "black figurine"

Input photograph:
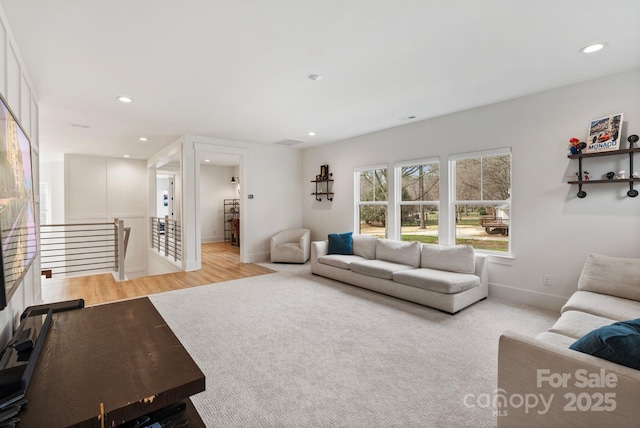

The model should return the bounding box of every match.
[606,171,615,180]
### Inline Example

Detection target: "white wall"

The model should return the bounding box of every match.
[39,161,64,223]
[200,164,236,242]
[302,69,640,311]
[0,6,41,345]
[156,175,170,218]
[65,154,148,279]
[173,136,302,266]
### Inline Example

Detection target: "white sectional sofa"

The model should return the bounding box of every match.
[310,234,488,314]
[498,254,640,427]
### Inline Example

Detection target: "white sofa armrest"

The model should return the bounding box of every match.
[497,330,640,427]
[474,253,488,289]
[310,240,328,272]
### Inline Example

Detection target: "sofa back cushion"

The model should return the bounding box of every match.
[421,244,475,274]
[578,254,640,301]
[352,234,377,259]
[376,239,421,267]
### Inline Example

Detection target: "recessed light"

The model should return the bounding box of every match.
[70,123,92,128]
[580,43,606,54]
[117,96,133,103]
[308,131,316,136]
[308,74,322,81]
[123,154,130,158]
[139,137,148,142]
[204,159,210,162]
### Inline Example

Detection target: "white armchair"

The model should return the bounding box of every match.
[270,228,311,263]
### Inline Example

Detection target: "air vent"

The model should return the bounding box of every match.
[275,138,306,146]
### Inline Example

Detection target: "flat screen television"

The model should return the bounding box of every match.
[0,94,37,310]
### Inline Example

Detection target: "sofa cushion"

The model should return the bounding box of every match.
[393,268,480,294]
[569,318,640,370]
[549,310,617,339]
[420,244,475,274]
[318,254,369,270]
[350,259,417,280]
[562,291,640,321]
[376,239,421,267]
[535,332,577,348]
[352,234,377,259]
[578,253,640,301]
[328,232,353,255]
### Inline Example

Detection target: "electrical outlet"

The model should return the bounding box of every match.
[543,274,552,286]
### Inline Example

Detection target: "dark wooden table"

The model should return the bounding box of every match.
[19,297,206,427]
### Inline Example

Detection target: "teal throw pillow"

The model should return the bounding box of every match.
[328,232,353,255]
[569,318,640,370]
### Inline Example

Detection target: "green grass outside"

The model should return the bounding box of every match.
[402,234,508,252]
[401,234,439,244]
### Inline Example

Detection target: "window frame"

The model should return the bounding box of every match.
[448,147,512,255]
[354,164,389,237]
[393,157,440,242]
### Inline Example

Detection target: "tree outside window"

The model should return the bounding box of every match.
[397,161,439,243]
[356,167,388,237]
[452,151,511,253]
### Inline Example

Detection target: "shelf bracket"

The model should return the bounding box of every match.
[628,152,638,197]
[577,157,586,198]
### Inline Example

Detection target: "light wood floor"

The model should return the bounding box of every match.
[41,242,274,306]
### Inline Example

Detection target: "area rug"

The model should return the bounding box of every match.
[149,268,556,427]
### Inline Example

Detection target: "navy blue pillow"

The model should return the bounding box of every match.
[569,318,640,370]
[327,232,353,255]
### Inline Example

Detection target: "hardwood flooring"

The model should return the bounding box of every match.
[41,242,274,306]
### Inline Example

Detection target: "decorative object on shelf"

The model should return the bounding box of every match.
[568,137,586,155]
[606,171,616,180]
[629,134,639,148]
[319,164,331,181]
[230,176,239,183]
[576,171,591,181]
[586,113,623,153]
[633,172,640,179]
[618,170,627,179]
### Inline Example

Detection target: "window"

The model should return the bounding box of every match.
[396,159,440,243]
[450,149,511,253]
[355,166,388,238]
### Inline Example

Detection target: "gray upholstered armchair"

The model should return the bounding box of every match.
[270,228,311,263]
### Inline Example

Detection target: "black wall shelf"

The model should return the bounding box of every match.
[567,147,640,198]
[311,179,334,201]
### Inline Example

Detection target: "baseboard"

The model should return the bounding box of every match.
[246,251,270,264]
[489,283,568,312]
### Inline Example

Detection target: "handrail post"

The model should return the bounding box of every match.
[172,219,178,261]
[164,215,169,257]
[114,218,119,272]
[117,219,125,281]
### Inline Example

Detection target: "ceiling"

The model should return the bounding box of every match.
[2,0,639,163]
